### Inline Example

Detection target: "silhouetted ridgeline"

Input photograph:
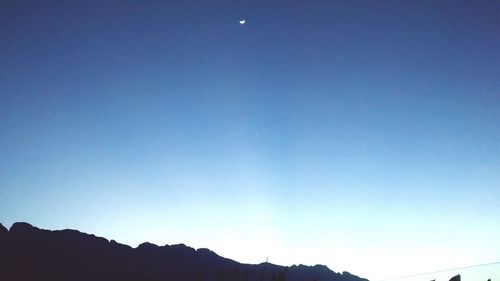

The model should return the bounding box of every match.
[0,222,368,281]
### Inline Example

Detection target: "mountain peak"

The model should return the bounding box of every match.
[170,243,195,251]
[0,223,7,234]
[197,247,217,255]
[137,241,160,250]
[10,222,37,233]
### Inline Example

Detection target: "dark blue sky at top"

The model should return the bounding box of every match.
[1,1,499,279]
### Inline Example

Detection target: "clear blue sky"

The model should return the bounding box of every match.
[1,1,499,279]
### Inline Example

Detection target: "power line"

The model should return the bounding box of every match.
[378,261,500,281]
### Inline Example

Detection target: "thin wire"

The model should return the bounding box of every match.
[378,261,500,281]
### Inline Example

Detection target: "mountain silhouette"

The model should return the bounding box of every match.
[0,222,369,281]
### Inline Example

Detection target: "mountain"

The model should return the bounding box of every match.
[0,222,369,281]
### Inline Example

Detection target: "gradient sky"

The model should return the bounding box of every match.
[1,1,499,280]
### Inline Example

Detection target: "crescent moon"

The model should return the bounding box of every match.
[239,19,246,25]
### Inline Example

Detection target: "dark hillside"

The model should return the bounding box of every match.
[0,222,368,281]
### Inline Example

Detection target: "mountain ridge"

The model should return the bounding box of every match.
[0,222,369,281]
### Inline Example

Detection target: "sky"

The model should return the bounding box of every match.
[1,0,499,280]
